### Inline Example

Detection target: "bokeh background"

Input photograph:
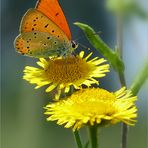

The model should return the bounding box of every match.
[1,0,148,148]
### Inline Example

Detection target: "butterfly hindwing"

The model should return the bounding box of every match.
[15,31,68,58]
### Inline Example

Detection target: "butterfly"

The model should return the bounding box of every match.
[14,0,78,58]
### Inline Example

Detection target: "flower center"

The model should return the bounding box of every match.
[45,56,92,84]
[72,88,116,102]
[69,88,116,115]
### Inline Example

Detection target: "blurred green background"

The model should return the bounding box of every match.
[1,0,148,148]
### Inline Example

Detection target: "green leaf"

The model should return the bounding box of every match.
[74,22,124,73]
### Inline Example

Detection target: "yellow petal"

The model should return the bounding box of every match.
[79,51,85,58]
[46,84,57,92]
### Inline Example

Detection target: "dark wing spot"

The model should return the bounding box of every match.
[34,32,37,35]
[44,24,49,28]
[33,20,36,22]
[57,35,60,38]
[54,42,57,44]
[55,12,59,16]
[47,37,50,39]
[52,30,55,33]
[27,47,30,49]
[33,24,37,26]
[36,17,38,19]
[32,28,35,31]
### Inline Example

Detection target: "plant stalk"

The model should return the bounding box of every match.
[116,13,123,57]
[116,13,128,148]
[88,126,98,148]
[130,61,148,95]
[73,131,83,148]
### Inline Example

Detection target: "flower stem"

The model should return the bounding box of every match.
[73,131,83,148]
[130,61,148,95]
[116,13,123,57]
[116,13,128,148]
[88,126,98,148]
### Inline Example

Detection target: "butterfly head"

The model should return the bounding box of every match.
[70,41,78,50]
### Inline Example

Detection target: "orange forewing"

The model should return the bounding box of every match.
[20,9,69,42]
[36,0,72,40]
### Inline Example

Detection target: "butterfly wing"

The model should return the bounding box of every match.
[15,9,70,57]
[15,0,72,58]
[20,9,69,42]
[15,31,66,58]
[36,0,72,40]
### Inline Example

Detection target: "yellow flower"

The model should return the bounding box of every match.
[45,87,137,131]
[23,51,109,99]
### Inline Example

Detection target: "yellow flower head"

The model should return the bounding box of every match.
[45,87,137,131]
[23,51,109,99]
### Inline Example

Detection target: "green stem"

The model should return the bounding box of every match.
[121,123,128,148]
[73,131,83,148]
[130,61,148,95]
[116,13,128,148]
[118,71,126,86]
[116,13,123,57]
[88,126,98,148]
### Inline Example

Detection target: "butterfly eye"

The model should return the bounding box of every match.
[71,41,78,49]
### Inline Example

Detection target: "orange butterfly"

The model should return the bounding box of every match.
[14,0,78,58]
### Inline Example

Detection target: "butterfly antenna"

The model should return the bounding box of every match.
[74,31,102,42]
[78,43,91,51]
